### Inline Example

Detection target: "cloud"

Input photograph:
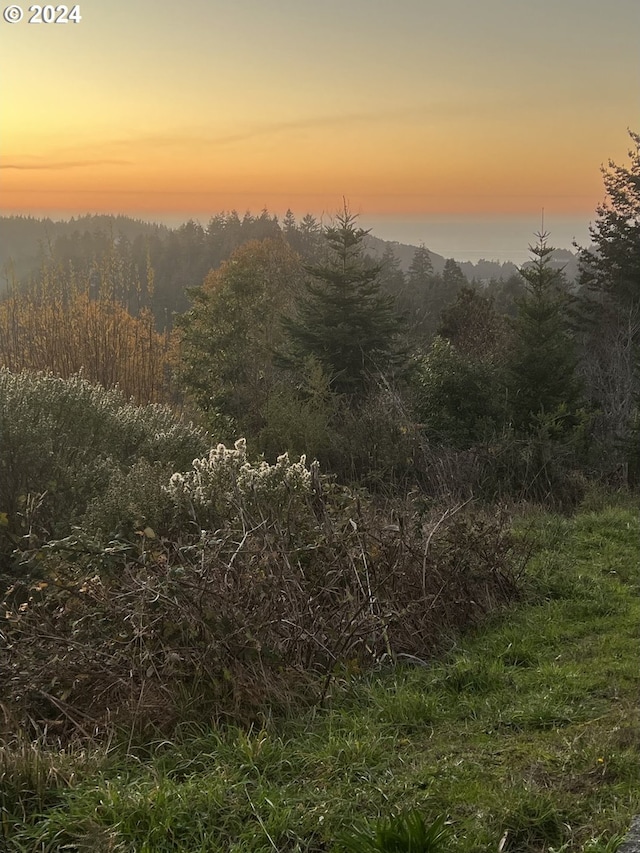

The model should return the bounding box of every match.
[0,159,132,170]
[102,109,420,152]
[4,113,399,170]
[200,112,404,146]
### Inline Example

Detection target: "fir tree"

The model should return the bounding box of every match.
[282,208,297,235]
[578,130,640,311]
[508,232,581,432]
[407,244,434,286]
[282,209,405,396]
[442,258,466,295]
[378,245,405,298]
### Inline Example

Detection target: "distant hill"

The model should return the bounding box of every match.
[520,247,580,283]
[0,213,580,294]
[364,234,580,284]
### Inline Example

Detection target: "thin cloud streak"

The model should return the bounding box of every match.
[16,99,521,167]
[98,107,443,153]
[7,112,403,170]
[1,159,132,170]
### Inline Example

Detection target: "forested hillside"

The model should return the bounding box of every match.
[0,211,580,324]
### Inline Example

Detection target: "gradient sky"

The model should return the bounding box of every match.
[1,0,638,256]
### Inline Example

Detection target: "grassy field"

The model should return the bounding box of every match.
[3,498,639,852]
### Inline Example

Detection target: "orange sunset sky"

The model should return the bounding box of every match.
[1,0,638,256]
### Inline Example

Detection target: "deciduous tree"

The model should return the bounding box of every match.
[177,238,304,434]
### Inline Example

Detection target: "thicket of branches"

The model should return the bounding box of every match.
[2,437,522,736]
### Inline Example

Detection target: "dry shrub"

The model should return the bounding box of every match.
[0,263,174,405]
[1,481,523,738]
[414,431,587,512]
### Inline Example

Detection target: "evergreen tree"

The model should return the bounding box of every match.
[408,244,434,286]
[415,337,505,449]
[377,244,405,298]
[485,273,527,318]
[508,232,581,432]
[177,238,304,435]
[442,258,466,294]
[575,129,640,480]
[578,130,640,310]
[402,244,436,340]
[282,209,405,396]
[282,208,297,236]
[297,213,323,259]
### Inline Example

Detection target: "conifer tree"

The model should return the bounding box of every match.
[177,238,304,434]
[407,244,434,287]
[282,208,297,236]
[282,209,405,396]
[578,130,640,311]
[442,258,466,295]
[574,130,640,481]
[378,245,405,298]
[508,232,581,432]
[438,284,509,363]
[402,244,436,340]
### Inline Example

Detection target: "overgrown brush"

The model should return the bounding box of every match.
[1,445,523,738]
[0,370,207,580]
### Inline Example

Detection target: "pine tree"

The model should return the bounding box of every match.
[282,209,405,396]
[408,244,434,286]
[508,232,581,432]
[378,245,405,298]
[282,208,297,236]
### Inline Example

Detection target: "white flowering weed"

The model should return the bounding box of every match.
[168,438,317,527]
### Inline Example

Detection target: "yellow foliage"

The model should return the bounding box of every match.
[0,266,174,405]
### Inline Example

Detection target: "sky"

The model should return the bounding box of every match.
[1,0,638,261]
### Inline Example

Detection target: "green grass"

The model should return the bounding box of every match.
[2,502,639,852]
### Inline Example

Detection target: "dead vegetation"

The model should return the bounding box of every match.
[1,491,523,739]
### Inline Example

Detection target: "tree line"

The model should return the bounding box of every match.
[0,131,638,497]
[176,132,640,495]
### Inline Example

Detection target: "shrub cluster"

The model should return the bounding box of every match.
[2,437,523,737]
[0,370,207,578]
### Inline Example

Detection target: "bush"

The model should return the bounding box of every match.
[2,459,523,735]
[473,412,589,509]
[0,370,207,577]
[257,357,340,463]
[413,337,505,450]
[329,382,420,490]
